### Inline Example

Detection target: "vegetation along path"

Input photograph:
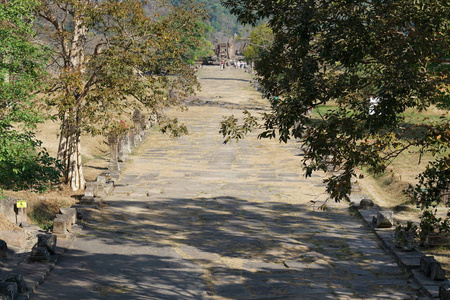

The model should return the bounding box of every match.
[33,66,422,299]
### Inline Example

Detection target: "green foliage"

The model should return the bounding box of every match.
[243,23,273,62]
[222,0,450,221]
[220,110,258,144]
[0,0,61,192]
[38,0,209,188]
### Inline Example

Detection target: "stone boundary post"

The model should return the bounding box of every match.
[108,134,120,171]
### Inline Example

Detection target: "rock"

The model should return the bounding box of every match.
[30,245,51,262]
[0,282,18,300]
[376,211,394,228]
[421,256,437,277]
[0,239,7,259]
[359,198,374,209]
[3,274,28,293]
[431,261,446,281]
[37,234,57,254]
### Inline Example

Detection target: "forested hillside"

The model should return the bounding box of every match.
[170,0,245,39]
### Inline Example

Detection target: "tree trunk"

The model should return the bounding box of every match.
[57,117,85,191]
[56,15,87,191]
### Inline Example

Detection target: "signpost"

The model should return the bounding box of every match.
[16,200,27,225]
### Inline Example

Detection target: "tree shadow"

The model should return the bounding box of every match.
[37,194,420,299]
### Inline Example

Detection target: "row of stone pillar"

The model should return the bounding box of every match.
[107,109,152,171]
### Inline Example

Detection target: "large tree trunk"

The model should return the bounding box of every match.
[57,115,86,191]
[56,14,87,191]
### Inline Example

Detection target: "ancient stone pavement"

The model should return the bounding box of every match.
[32,66,423,299]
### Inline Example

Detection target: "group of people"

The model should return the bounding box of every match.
[234,60,247,69]
[219,59,247,70]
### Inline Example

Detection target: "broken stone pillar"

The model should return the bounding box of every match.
[55,214,72,231]
[421,256,437,277]
[3,274,28,294]
[81,182,96,204]
[376,211,394,228]
[133,109,142,144]
[37,234,57,254]
[128,129,136,148]
[122,133,131,154]
[108,134,120,171]
[59,207,77,225]
[52,217,67,235]
[0,239,7,259]
[30,245,51,262]
[118,135,126,162]
[431,261,447,281]
[0,282,18,300]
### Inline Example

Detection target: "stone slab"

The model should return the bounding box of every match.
[0,230,27,248]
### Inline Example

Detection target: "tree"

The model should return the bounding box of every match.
[243,23,273,63]
[221,0,449,230]
[37,0,208,190]
[0,0,61,192]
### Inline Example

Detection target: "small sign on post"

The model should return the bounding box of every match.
[17,200,27,208]
[16,200,27,225]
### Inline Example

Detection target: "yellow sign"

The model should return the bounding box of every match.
[16,200,27,208]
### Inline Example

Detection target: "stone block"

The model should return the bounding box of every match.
[55,214,72,231]
[0,230,27,248]
[59,207,76,224]
[440,284,450,300]
[84,182,97,197]
[0,239,7,259]
[37,234,57,254]
[30,245,51,262]
[0,282,18,300]
[394,228,416,251]
[0,196,18,224]
[97,175,107,184]
[97,184,105,196]
[376,211,394,228]
[431,261,446,281]
[52,218,67,235]
[104,182,114,195]
[3,274,28,293]
[421,256,436,277]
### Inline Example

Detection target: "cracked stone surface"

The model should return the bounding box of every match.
[32,67,423,300]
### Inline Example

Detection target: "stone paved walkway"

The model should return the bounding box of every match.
[32,67,423,299]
